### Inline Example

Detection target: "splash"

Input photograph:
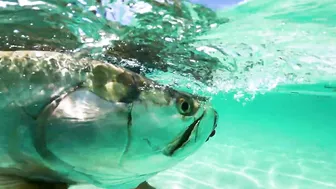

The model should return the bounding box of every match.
[196,0,336,98]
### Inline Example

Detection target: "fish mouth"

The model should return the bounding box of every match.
[163,112,206,156]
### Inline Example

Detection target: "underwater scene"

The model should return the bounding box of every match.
[0,0,335,188]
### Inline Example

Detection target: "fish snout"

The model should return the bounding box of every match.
[206,109,218,142]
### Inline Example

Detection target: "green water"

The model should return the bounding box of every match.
[1,0,336,188]
[148,92,336,189]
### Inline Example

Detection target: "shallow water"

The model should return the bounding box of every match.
[148,92,336,189]
[1,0,336,188]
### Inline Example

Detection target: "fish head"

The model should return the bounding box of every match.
[39,65,218,184]
[119,84,218,174]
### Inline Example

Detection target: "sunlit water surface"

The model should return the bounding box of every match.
[1,0,336,188]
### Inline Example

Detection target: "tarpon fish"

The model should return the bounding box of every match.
[0,51,218,189]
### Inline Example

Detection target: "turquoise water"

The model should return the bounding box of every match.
[1,0,336,188]
[148,92,336,189]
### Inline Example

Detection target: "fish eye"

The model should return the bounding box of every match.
[176,97,198,116]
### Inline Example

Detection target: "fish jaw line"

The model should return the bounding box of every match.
[163,111,205,157]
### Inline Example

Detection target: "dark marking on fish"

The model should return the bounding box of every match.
[91,65,109,87]
[131,73,148,89]
[119,104,133,165]
[117,72,141,103]
[127,105,133,126]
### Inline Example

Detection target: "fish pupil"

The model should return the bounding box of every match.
[181,101,190,112]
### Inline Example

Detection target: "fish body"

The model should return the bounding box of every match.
[0,51,218,189]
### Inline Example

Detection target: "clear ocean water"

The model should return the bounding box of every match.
[1,0,336,188]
